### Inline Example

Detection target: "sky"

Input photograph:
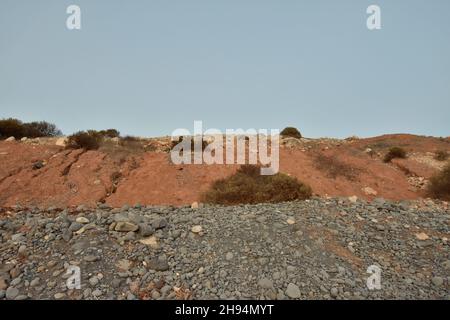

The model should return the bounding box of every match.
[0,0,449,138]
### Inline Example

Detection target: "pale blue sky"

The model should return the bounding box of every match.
[1,0,449,138]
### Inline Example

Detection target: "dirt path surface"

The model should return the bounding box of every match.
[0,134,449,208]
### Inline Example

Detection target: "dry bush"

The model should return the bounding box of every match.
[0,118,61,139]
[280,127,302,139]
[202,164,312,205]
[98,129,120,138]
[313,154,360,181]
[171,136,209,152]
[383,147,407,163]
[427,163,450,201]
[434,150,449,162]
[118,136,144,151]
[66,131,102,150]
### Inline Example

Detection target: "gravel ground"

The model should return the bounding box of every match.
[0,197,449,300]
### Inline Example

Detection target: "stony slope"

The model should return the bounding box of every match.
[0,198,449,300]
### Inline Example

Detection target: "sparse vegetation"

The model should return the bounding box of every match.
[117,136,144,152]
[434,150,449,162]
[99,129,120,138]
[171,136,209,151]
[427,163,450,201]
[66,131,102,150]
[0,118,61,139]
[202,164,312,205]
[280,127,302,139]
[66,129,140,152]
[383,147,407,163]
[313,154,360,181]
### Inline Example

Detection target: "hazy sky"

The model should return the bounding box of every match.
[1,0,449,138]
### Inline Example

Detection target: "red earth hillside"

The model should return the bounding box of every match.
[0,134,449,208]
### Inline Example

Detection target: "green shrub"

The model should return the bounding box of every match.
[427,163,450,201]
[383,147,407,163]
[280,127,302,139]
[434,150,449,162]
[202,164,312,205]
[66,131,102,150]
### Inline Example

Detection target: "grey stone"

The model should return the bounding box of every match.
[432,276,444,287]
[6,287,19,300]
[89,276,99,286]
[92,289,102,297]
[68,222,83,232]
[285,283,301,299]
[258,278,273,289]
[83,255,99,262]
[225,252,234,261]
[115,222,139,232]
[330,287,339,297]
[62,229,72,242]
[147,257,169,271]
[152,218,168,230]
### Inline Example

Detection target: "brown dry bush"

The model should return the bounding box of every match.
[66,131,102,150]
[0,118,61,139]
[99,129,120,138]
[383,147,407,163]
[427,163,450,201]
[171,136,209,151]
[313,154,360,181]
[434,150,449,162]
[280,127,302,139]
[202,164,312,205]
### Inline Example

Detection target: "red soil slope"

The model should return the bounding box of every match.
[0,134,449,208]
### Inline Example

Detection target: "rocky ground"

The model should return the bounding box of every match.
[1,197,449,300]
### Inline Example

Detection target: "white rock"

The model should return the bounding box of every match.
[191,225,202,234]
[191,202,199,209]
[362,187,378,196]
[139,236,159,249]
[348,196,358,203]
[55,137,67,147]
[225,252,234,260]
[415,232,429,241]
[287,218,296,225]
[5,136,15,142]
[20,137,28,141]
[76,217,90,224]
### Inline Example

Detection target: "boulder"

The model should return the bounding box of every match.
[55,137,68,147]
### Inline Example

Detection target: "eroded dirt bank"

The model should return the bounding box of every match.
[0,134,449,208]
